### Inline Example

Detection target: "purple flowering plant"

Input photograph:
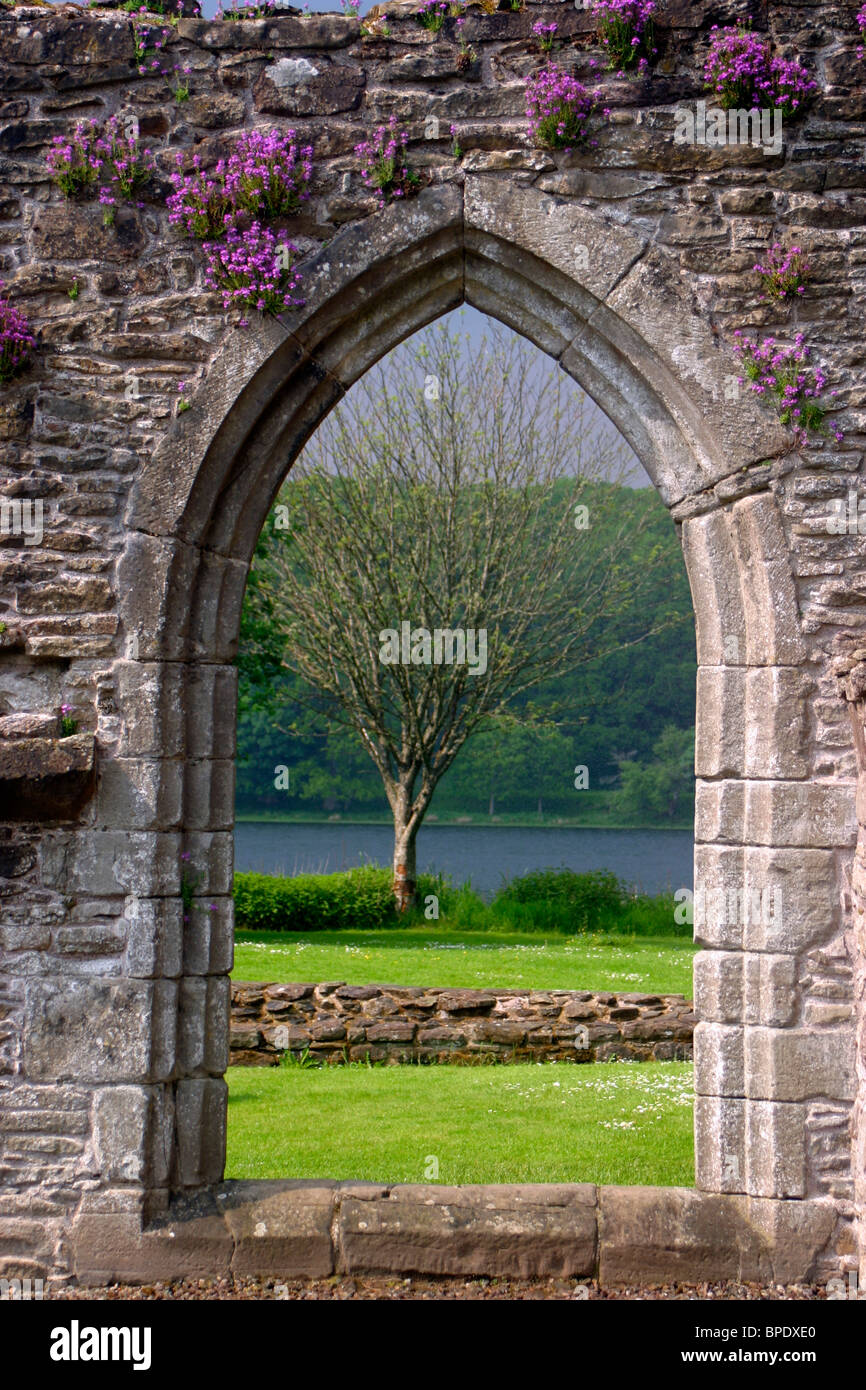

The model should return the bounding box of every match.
[59,704,77,737]
[526,65,608,151]
[732,331,842,444]
[203,223,305,318]
[704,25,817,118]
[753,243,810,301]
[454,13,475,68]
[218,0,283,18]
[858,3,866,59]
[532,20,558,54]
[0,283,35,386]
[416,0,449,31]
[168,128,313,238]
[47,115,154,227]
[591,0,656,76]
[355,117,423,208]
[168,128,312,321]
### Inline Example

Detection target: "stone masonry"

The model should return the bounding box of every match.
[230,981,696,1065]
[1,0,866,1285]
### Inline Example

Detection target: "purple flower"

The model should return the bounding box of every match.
[591,0,656,73]
[526,66,606,151]
[704,25,816,116]
[356,116,422,208]
[0,280,36,384]
[167,128,313,239]
[203,222,305,318]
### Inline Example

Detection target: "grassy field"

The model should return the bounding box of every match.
[226,1060,695,1185]
[233,929,696,997]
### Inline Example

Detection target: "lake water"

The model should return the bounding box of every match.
[234,821,694,898]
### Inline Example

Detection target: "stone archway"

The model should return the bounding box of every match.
[1,2,863,1286]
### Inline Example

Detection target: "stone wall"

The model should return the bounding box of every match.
[230,981,696,1065]
[1,0,866,1284]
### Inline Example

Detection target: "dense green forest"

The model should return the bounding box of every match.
[236,481,697,826]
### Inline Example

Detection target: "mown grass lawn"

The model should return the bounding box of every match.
[233,929,696,997]
[226,1060,695,1186]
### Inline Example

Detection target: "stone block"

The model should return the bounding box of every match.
[694,1021,745,1097]
[40,830,182,897]
[339,1185,597,1278]
[742,848,839,953]
[185,760,235,831]
[91,1085,152,1184]
[115,661,185,758]
[182,898,234,976]
[181,832,233,897]
[221,1180,336,1278]
[599,1187,834,1284]
[682,510,745,668]
[745,1101,807,1199]
[115,532,199,663]
[24,979,159,1083]
[694,1095,746,1192]
[123,896,183,980]
[743,953,798,1027]
[730,495,807,667]
[695,780,746,846]
[95,757,183,831]
[178,977,230,1076]
[175,1079,227,1187]
[72,1206,232,1286]
[745,1028,856,1103]
[693,950,743,1023]
[745,781,857,849]
[744,667,809,779]
[695,666,745,777]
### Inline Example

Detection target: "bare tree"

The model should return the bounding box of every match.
[246,320,668,910]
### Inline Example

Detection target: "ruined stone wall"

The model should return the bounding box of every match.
[230,981,696,1065]
[0,0,865,1284]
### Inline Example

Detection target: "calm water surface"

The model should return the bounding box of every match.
[234,822,693,898]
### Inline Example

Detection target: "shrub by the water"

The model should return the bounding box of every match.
[234,864,450,932]
[234,865,688,936]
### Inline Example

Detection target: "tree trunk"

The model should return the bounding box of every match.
[489,791,495,817]
[392,813,418,913]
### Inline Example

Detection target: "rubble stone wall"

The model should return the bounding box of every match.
[230,981,697,1064]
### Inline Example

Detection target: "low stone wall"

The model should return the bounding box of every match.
[230,982,695,1065]
[70,1181,842,1288]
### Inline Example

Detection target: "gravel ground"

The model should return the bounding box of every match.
[47,1275,827,1300]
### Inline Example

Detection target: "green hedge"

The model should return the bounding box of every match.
[233,864,449,932]
[233,864,686,936]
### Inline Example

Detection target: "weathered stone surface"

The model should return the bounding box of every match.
[598,1187,835,1285]
[338,1184,597,1278]
[221,1180,335,1278]
[230,981,695,1066]
[23,979,161,1083]
[253,59,365,115]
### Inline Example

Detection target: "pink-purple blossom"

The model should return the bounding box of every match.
[1,281,37,383]
[167,128,313,239]
[526,65,606,151]
[732,330,842,443]
[704,25,817,116]
[752,243,810,301]
[47,115,154,208]
[591,0,656,74]
[355,116,422,208]
[203,222,305,318]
